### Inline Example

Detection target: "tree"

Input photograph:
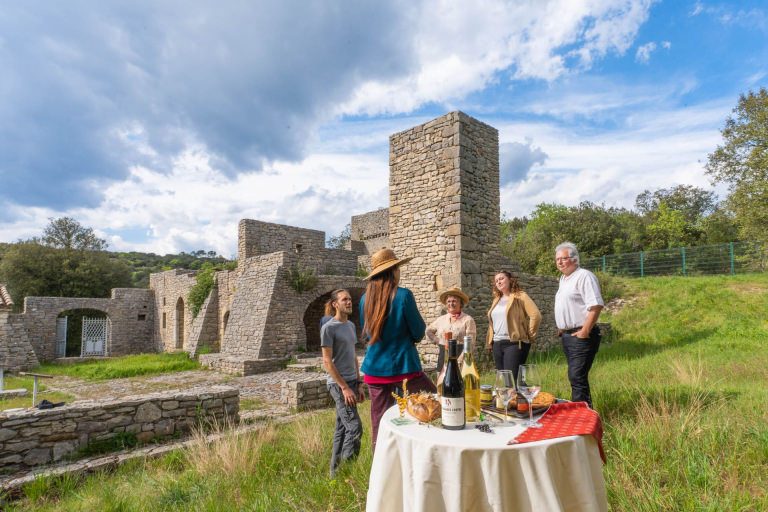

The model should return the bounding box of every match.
[510,202,634,275]
[326,224,351,249]
[42,217,107,250]
[0,241,131,307]
[706,88,768,241]
[635,185,717,225]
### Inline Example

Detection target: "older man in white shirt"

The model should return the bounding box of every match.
[554,242,604,408]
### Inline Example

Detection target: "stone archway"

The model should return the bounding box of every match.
[56,308,109,358]
[175,297,185,349]
[302,287,365,352]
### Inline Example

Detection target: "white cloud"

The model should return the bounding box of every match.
[635,42,657,63]
[339,0,655,116]
[494,99,732,219]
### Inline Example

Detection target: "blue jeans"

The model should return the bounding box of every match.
[327,379,363,477]
[561,326,601,408]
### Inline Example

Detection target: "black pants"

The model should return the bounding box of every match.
[435,343,464,373]
[492,340,530,382]
[561,326,601,408]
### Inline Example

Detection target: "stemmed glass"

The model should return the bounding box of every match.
[494,370,515,422]
[517,364,542,428]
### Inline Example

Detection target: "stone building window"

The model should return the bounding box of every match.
[137,314,146,321]
[162,312,166,328]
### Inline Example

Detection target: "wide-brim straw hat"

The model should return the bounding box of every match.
[439,287,469,306]
[367,248,412,279]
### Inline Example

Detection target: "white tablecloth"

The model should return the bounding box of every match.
[366,405,607,512]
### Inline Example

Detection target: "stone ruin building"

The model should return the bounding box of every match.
[0,111,559,374]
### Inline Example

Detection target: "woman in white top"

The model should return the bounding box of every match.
[485,270,542,380]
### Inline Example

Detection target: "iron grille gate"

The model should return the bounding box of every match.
[81,316,110,357]
[55,317,67,357]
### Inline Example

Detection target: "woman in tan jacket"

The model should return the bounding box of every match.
[486,270,542,380]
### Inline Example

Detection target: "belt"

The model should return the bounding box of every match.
[562,326,583,334]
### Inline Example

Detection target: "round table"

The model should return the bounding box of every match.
[366,405,607,512]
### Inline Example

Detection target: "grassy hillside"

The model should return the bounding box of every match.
[6,273,768,511]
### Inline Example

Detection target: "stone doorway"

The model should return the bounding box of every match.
[56,309,110,358]
[302,288,365,352]
[175,297,185,349]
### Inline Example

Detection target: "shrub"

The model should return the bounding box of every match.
[355,263,369,279]
[285,262,317,294]
[189,263,216,318]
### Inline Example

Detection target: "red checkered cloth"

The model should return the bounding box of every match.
[508,401,606,463]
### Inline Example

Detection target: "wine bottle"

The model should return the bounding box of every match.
[441,338,465,430]
[461,335,480,422]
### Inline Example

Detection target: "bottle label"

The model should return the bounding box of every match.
[441,396,465,426]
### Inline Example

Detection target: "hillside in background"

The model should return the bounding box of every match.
[111,250,236,288]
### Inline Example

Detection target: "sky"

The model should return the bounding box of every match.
[1,0,766,258]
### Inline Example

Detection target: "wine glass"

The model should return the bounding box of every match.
[494,370,515,422]
[517,365,542,428]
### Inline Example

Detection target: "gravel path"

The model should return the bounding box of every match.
[43,356,332,420]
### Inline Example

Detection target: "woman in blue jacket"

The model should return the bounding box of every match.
[360,248,437,451]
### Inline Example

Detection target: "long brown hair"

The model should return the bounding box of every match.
[324,289,349,317]
[362,268,398,345]
[492,270,521,299]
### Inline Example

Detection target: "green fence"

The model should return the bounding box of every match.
[581,241,768,278]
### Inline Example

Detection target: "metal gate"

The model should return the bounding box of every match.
[55,317,67,357]
[81,316,109,356]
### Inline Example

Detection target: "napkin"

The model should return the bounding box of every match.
[508,401,606,463]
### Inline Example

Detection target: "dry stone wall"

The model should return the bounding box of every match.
[0,386,238,474]
[389,112,502,359]
[238,220,326,262]
[0,311,39,371]
[186,285,220,356]
[17,289,153,362]
[149,270,197,352]
[350,208,390,255]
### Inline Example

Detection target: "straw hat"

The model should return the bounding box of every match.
[367,248,412,279]
[439,287,469,306]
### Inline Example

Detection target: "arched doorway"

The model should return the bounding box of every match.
[56,309,110,358]
[302,288,365,352]
[175,297,185,349]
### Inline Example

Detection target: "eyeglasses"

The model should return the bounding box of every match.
[555,257,571,262]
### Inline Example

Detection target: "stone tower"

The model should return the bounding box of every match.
[388,111,501,343]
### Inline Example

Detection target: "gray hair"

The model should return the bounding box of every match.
[555,242,580,265]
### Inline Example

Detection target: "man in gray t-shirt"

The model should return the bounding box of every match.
[320,289,364,478]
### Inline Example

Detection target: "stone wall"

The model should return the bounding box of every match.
[0,386,239,474]
[389,112,502,358]
[0,311,39,371]
[516,272,559,350]
[280,377,332,410]
[186,285,220,357]
[149,269,198,352]
[238,219,326,262]
[350,208,390,255]
[198,354,288,376]
[216,250,365,362]
[17,289,154,362]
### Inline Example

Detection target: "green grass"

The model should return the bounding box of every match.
[6,273,768,511]
[0,375,76,410]
[37,353,201,381]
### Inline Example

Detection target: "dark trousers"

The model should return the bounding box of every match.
[435,343,464,373]
[492,340,531,382]
[327,379,363,477]
[561,326,601,408]
[367,373,437,452]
